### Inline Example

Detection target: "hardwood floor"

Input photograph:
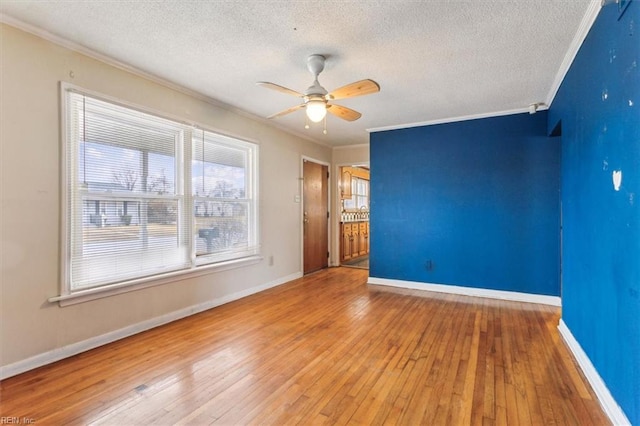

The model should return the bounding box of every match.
[0,267,609,425]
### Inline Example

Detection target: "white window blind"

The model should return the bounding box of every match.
[192,129,259,265]
[63,86,259,293]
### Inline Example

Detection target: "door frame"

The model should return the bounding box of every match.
[334,161,370,267]
[300,156,331,274]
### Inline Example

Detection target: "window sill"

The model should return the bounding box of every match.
[49,255,263,307]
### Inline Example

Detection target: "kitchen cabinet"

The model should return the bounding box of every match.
[340,166,370,200]
[340,169,352,199]
[340,221,369,263]
[341,222,354,261]
[351,223,360,256]
[358,222,369,256]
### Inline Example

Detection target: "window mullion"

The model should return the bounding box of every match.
[182,128,194,265]
[62,84,259,294]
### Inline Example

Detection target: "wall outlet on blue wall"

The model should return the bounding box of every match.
[370,112,560,296]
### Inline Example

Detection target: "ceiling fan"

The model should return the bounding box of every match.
[257,54,380,127]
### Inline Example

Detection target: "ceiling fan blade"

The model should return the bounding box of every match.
[257,81,303,97]
[267,104,305,119]
[326,104,362,121]
[327,79,380,100]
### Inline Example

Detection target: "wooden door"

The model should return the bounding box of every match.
[303,160,328,274]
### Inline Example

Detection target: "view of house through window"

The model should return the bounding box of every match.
[192,130,255,264]
[63,86,258,293]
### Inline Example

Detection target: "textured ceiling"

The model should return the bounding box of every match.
[0,1,596,146]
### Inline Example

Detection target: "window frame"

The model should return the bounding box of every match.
[343,176,369,211]
[56,83,261,306]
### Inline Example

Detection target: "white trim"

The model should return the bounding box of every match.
[57,83,263,304]
[545,1,602,106]
[367,276,561,306]
[366,105,549,133]
[334,161,370,266]
[558,320,631,426]
[0,14,325,148]
[1,272,302,380]
[364,0,599,136]
[50,256,263,306]
[0,14,227,113]
[365,2,601,134]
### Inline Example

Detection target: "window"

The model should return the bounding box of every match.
[62,85,259,294]
[192,129,258,265]
[343,177,369,211]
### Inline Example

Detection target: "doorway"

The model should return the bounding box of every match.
[339,165,370,269]
[303,159,329,274]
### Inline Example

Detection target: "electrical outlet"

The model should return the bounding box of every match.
[269,255,274,266]
[425,260,433,271]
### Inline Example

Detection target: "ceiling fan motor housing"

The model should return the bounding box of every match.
[305,55,328,97]
[307,54,326,77]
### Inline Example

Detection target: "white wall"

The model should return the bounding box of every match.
[0,23,331,375]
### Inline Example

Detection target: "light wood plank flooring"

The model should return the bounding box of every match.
[0,267,609,425]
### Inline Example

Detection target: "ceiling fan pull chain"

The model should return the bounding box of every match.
[323,115,328,135]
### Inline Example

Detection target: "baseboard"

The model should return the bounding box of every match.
[0,272,302,380]
[558,320,631,426]
[367,276,561,306]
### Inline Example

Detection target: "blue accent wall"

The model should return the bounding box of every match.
[370,112,560,296]
[549,2,639,424]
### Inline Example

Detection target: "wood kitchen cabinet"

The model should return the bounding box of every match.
[340,169,352,199]
[341,222,354,261]
[351,223,360,256]
[358,222,369,256]
[340,166,370,200]
[340,167,370,263]
[340,221,369,263]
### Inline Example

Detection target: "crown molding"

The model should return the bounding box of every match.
[365,1,601,134]
[0,14,230,110]
[0,14,328,148]
[545,0,602,106]
[366,104,550,133]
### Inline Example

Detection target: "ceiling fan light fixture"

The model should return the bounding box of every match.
[306,99,327,123]
[259,54,380,125]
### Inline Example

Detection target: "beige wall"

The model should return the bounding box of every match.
[0,23,332,374]
[332,144,370,166]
